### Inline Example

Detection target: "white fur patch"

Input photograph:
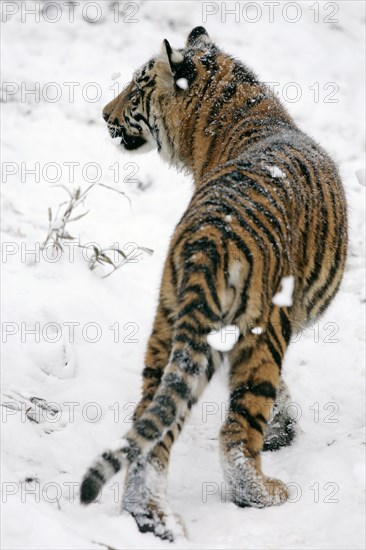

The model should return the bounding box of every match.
[199,34,212,45]
[171,51,184,63]
[229,261,242,286]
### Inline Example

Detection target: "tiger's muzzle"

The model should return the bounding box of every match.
[104,116,147,151]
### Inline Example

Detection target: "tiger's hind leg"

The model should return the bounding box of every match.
[263,378,297,452]
[220,308,291,508]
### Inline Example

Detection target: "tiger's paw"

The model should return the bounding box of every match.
[130,508,186,542]
[263,415,296,452]
[222,452,288,508]
[231,476,288,508]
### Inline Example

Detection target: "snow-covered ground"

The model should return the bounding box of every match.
[1,1,365,548]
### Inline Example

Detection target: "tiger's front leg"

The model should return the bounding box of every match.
[220,307,292,508]
[122,302,185,541]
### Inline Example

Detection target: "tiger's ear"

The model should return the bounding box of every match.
[186,26,212,48]
[161,39,184,74]
[159,39,197,90]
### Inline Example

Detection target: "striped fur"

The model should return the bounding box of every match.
[81,27,347,540]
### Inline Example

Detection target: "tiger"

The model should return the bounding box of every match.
[80,26,348,541]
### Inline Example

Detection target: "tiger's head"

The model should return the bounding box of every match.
[102,27,221,169]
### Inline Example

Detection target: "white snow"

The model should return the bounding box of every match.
[111,72,121,81]
[265,165,286,179]
[355,168,365,187]
[176,77,189,90]
[108,438,130,453]
[207,325,240,352]
[272,276,295,307]
[1,2,365,549]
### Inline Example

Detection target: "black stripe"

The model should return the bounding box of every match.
[229,402,264,434]
[205,357,215,381]
[158,440,170,454]
[279,309,292,345]
[171,348,204,374]
[230,345,254,370]
[268,323,283,356]
[179,281,221,317]
[176,298,221,323]
[134,418,160,440]
[182,238,221,275]
[134,113,151,130]
[250,381,277,400]
[161,304,174,321]
[163,373,191,400]
[154,337,171,352]
[169,255,178,288]
[166,430,174,443]
[266,337,282,370]
[90,468,105,482]
[149,395,177,426]
[142,366,163,381]
[102,452,121,473]
[173,333,209,355]
[175,321,207,336]
[231,381,277,401]
[256,413,267,425]
[309,232,344,316]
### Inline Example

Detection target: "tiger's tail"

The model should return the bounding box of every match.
[81,325,216,504]
[80,441,134,504]
[81,252,227,506]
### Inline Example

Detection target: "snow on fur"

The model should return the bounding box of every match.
[272,276,295,307]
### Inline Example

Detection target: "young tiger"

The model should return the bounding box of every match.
[80,27,347,540]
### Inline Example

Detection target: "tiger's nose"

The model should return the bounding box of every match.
[102,111,109,122]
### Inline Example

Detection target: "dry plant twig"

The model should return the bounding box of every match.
[42,184,152,276]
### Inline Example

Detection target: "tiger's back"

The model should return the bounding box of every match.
[168,126,347,335]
